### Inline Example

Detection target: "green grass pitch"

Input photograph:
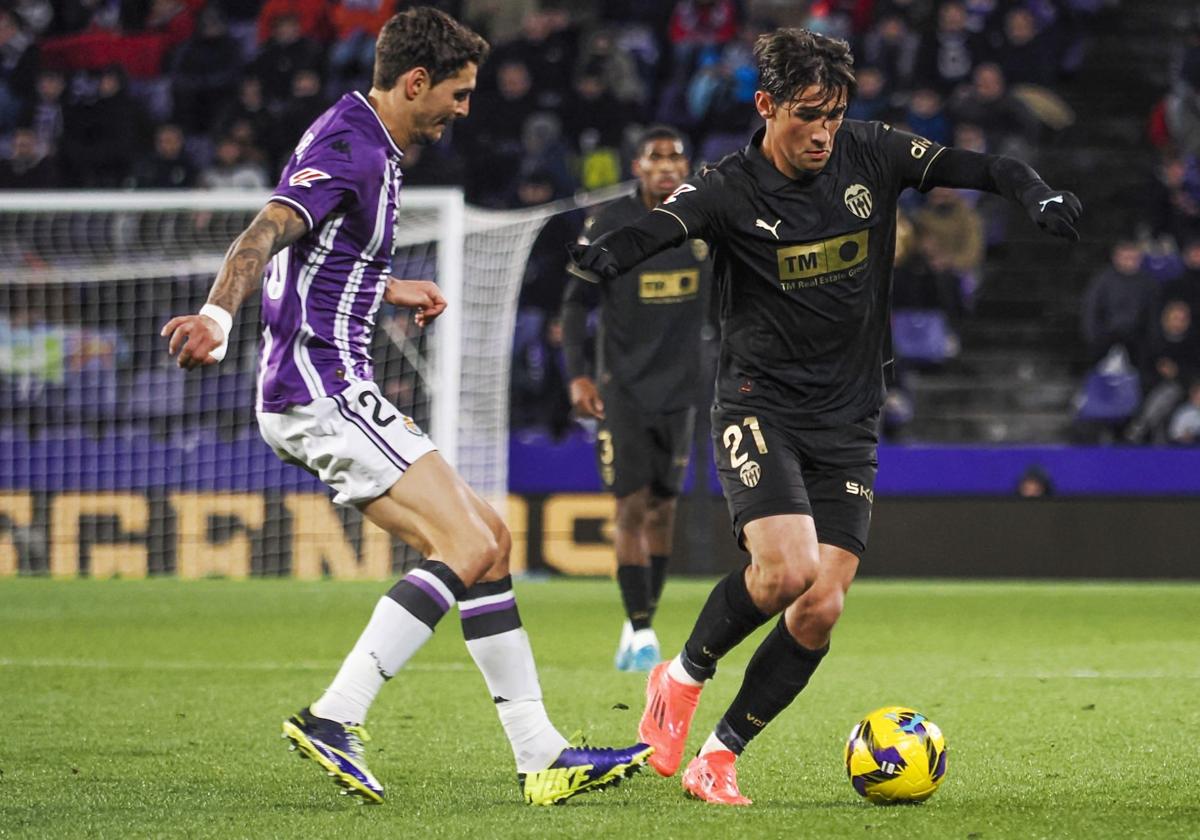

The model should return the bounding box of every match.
[1,578,1196,839]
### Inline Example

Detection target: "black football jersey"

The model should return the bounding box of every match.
[653,120,945,426]
[563,192,712,413]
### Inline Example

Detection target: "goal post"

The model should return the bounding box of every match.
[0,185,627,577]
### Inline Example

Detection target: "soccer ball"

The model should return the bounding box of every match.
[845,706,947,804]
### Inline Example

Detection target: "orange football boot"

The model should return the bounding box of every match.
[638,661,702,776]
[681,750,752,805]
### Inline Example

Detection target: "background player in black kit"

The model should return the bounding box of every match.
[568,28,1081,805]
[561,126,713,673]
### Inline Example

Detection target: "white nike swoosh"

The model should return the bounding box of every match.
[1039,195,1064,212]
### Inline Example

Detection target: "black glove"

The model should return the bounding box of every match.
[566,243,620,283]
[1021,185,1082,241]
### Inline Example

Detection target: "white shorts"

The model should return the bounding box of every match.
[257,380,438,506]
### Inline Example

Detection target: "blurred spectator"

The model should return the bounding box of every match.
[1125,300,1200,443]
[198,134,268,190]
[0,7,38,132]
[575,26,647,109]
[1165,20,1200,157]
[216,76,274,160]
[328,0,396,93]
[129,123,196,188]
[0,125,59,188]
[846,65,891,123]
[1145,154,1200,245]
[514,112,574,199]
[1081,240,1158,366]
[510,309,573,439]
[993,7,1057,88]
[905,86,952,146]
[913,187,985,306]
[515,169,584,308]
[1160,237,1200,316]
[669,0,738,64]
[256,0,328,44]
[248,11,324,109]
[61,65,150,187]
[948,62,1040,158]
[1167,381,1200,444]
[489,8,577,110]
[563,65,632,156]
[1016,464,1054,498]
[271,69,328,167]
[397,140,466,188]
[685,20,760,138]
[860,13,919,92]
[457,58,537,205]
[21,68,66,154]
[170,6,244,134]
[913,1,989,95]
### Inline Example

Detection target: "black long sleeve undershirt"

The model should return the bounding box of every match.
[590,148,1048,275]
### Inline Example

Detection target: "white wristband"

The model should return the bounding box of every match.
[199,304,233,362]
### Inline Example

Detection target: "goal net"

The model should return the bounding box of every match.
[0,186,627,578]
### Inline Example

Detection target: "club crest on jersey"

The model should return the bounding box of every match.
[844,184,873,219]
[289,167,332,188]
[663,183,696,204]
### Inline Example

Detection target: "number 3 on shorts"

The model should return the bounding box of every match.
[722,416,768,467]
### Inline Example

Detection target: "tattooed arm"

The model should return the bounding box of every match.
[162,201,308,369]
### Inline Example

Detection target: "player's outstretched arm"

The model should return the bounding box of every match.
[161,201,308,369]
[567,209,689,284]
[923,147,1082,241]
[384,278,447,327]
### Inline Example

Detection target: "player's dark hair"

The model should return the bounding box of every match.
[754,28,856,109]
[374,6,489,90]
[635,125,687,158]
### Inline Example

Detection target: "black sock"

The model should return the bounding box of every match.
[679,564,770,682]
[714,617,829,754]
[648,554,669,619]
[617,564,653,630]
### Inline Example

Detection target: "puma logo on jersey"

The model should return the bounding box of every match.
[756,218,782,239]
[1038,195,1064,212]
[289,167,332,188]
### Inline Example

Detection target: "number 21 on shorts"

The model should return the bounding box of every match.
[723,416,768,467]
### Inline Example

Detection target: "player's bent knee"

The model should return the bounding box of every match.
[751,561,817,613]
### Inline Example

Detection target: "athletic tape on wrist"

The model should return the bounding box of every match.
[199,304,232,362]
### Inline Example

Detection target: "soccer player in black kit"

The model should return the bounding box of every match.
[562,125,712,673]
[569,28,1081,805]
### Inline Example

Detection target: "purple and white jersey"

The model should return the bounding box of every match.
[257,91,403,413]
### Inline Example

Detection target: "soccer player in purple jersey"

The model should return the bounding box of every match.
[161,6,650,806]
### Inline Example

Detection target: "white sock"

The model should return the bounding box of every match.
[699,731,731,757]
[618,619,633,650]
[668,654,704,687]
[464,627,568,772]
[631,627,659,650]
[310,596,436,725]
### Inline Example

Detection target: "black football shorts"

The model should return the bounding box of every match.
[596,392,696,499]
[710,404,880,556]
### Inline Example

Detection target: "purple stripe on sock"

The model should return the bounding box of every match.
[406,573,451,613]
[459,596,516,619]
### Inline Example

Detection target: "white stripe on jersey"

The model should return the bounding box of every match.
[334,159,393,382]
[293,213,345,400]
[256,324,273,413]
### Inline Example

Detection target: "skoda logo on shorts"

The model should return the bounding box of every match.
[844,184,873,219]
[739,460,761,488]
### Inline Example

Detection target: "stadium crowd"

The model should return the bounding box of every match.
[4,0,1187,446]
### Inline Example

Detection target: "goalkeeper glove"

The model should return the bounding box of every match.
[566,243,620,283]
[1021,185,1082,241]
